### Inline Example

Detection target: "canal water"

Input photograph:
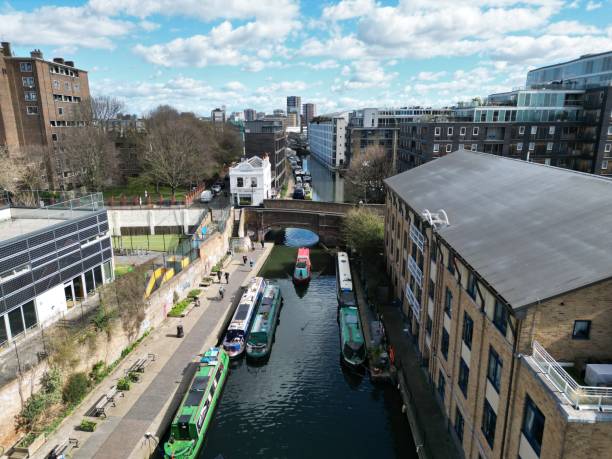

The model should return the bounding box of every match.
[301,154,345,203]
[199,229,416,459]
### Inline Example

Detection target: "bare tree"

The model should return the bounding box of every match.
[0,146,47,204]
[140,106,215,195]
[344,146,393,204]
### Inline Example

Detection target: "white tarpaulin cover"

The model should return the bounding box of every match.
[585,364,612,386]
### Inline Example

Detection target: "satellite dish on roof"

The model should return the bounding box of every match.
[422,209,449,228]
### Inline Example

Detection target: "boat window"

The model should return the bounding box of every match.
[345,315,359,325]
[225,329,243,340]
[296,262,307,268]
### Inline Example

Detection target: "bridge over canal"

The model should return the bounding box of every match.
[244,199,384,245]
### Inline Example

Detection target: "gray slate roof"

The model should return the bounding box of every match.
[385,150,612,310]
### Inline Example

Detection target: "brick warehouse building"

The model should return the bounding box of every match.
[384,149,612,459]
[0,42,90,185]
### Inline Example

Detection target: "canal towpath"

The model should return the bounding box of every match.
[32,243,273,459]
[381,304,460,459]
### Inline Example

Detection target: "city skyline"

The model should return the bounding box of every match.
[1,1,611,115]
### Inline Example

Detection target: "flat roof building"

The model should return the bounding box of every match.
[385,150,612,459]
[0,193,113,346]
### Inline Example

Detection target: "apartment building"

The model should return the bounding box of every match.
[307,112,349,170]
[228,155,272,206]
[302,103,316,126]
[244,108,256,122]
[286,96,301,128]
[384,149,612,459]
[0,193,113,346]
[244,119,287,191]
[0,42,90,183]
[211,107,226,124]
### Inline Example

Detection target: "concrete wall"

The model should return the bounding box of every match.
[34,284,67,326]
[0,211,233,451]
[107,208,206,236]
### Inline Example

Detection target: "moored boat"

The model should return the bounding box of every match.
[222,277,265,358]
[336,251,356,308]
[339,306,366,367]
[293,247,311,284]
[163,347,229,459]
[246,284,282,360]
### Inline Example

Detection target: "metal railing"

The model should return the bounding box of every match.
[405,284,421,322]
[410,223,424,252]
[531,341,612,411]
[407,255,423,287]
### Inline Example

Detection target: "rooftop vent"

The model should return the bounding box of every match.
[65,60,74,67]
[422,209,450,229]
[53,57,64,64]
[30,49,43,59]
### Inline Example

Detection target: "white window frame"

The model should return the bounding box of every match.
[19,62,32,72]
[529,142,535,151]
[518,126,525,135]
[604,144,611,153]
[471,144,477,151]
[446,144,452,153]
[434,127,441,136]
[24,92,37,101]
[472,127,479,136]
[546,142,553,151]
[58,107,64,116]
[52,80,60,90]
[433,143,440,152]
[459,127,466,136]
[531,126,537,135]
[548,126,555,135]
[26,106,39,115]
[447,127,453,136]
[602,160,609,170]
[22,77,34,87]
[517,143,523,151]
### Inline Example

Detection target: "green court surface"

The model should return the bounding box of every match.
[114,234,181,252]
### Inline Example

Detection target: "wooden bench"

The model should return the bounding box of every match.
[125,353,157,381]
[86,386,122,418]
[46,438,79,458]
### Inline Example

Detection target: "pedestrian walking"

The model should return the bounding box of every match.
[224,272,230,284]
[219,285,225,299]
[242,255,248,265]
[260,240,264,249]
[249,258,254,269]
[216,271,222,283]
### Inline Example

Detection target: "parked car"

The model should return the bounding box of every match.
[293,187,305,200]
[211,183,222,194]
[200,190,213,203]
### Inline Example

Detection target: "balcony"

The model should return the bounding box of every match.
[405,283,421,321]
[528,341,612,411]
[407,256,423,286]
[409,223,424,252]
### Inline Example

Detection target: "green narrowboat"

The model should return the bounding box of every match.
[164,347,229,459]
[339,306,366,367]
[246,284,282,360]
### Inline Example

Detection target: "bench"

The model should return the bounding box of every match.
[86,386,122,418]
[46,438,79,459]
[125,353,157,381]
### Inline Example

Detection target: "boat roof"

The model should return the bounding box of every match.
[340,307,364,344]
[337,253,353,291]
[251,285,280,334]
[228,303,254,330]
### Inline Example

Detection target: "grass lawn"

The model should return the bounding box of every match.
[104,177,189,200]
[114,234,181,252]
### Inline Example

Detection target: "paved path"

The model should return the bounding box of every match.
[381,304,460,459]
[33,244,272,459]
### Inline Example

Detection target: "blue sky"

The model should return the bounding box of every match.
[2,0,611,116]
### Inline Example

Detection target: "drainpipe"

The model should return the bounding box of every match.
[500,317,522,459]
[469,291,488,459]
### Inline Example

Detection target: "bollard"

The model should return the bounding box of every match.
[176,325,184,338]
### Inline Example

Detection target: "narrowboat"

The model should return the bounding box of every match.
[336,252,357,308]
[163,347,229,459]
[339,306,366,366]
[293,247,311,284]
[246,284,282,360]
[222,277,265,358]
[303,184,313,200]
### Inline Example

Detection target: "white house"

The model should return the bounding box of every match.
[229,155,272,206]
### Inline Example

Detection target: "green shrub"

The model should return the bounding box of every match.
[187,289,201,299]
[15,369,63,432]
[89,361,107,383]
[117,377,131,391]
[128,371,140,383]
[62,372,90,405]
[79,419,97,432]
[91,306,115,334]
[168,299,191,317]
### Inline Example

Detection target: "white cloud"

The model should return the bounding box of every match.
[322,0,375,21]
[139,20,160,32]
[307,59,340,70]
[332,60,398,92]
[224,81,246,91]
[585,1,602,10]
[415,71,447,81]
[0,5,132,49]
[546,20,600,35]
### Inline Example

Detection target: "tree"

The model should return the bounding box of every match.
[341,207,385,259]
[344,146,392,204]
[58,96,125,190]
[140,106,215,195]
[0,146,47,204]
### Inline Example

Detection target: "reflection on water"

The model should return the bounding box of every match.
[197,245,416,459]
[266,228,320,248]
[302,155,345,203]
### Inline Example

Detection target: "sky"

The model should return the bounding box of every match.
[1,0,611,116]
